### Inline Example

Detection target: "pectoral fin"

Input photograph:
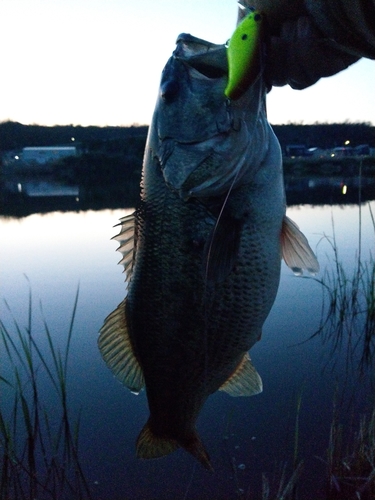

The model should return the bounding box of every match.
[219,352,263,396]
[98,299,144,393]
[281,215,320,275]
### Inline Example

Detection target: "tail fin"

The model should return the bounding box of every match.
[182,431,213,472]
[136,420,213,472]
[136,421,179,460]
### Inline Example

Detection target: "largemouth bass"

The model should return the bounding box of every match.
[98,33,318,471]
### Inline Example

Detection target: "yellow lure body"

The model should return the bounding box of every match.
[225,9,263,100]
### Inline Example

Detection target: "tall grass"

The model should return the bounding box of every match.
[221,398,304,500]
[322,404,375,499]
[248,194,375,499]
[258,393,304,500]
[260,463,303,500]
[0,285,92,500]
[311,202,375,375]
[257,399,375,500]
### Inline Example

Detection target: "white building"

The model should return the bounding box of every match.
[22,146,77,165]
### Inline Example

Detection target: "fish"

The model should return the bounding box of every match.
[225,5,263,100]
[98,32,319,471]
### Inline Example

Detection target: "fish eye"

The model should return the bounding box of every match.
[161,79,179,101]
[241,34,248,41]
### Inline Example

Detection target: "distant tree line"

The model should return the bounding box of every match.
[1,121,374,216]
[272,122,375,151]
[0,121,148,154]
[0,120,374,155]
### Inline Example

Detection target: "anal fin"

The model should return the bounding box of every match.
[98,299,144,394]
[219,352,263,396]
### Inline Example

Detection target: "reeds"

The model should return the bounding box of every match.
[306,199,375,496]
[258,399,375,500]
[261,462,303,500]
[322,405,375,499]
[0,285,92,500]
[259,393,304,500]
[311,202,375,374]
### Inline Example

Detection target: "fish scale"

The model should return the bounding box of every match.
[98,33,319,471]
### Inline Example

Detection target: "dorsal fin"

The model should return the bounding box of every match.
[219,352,263,396]
[281,215,320,276]
[112,213,136,284]
[98,299,144,393]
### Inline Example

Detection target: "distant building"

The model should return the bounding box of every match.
[331,146,353,157]
[285,144,311,157]
[22,146,77,165]
[354,144,370,155]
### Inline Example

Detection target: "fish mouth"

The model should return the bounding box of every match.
[173,33,228,80]
[155,33,231,145]
[157,32,240,196]
[156,32,267,200]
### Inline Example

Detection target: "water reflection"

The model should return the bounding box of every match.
[4,179,79,197]
[1,198,374,499]
[1,164,374,217]
[1,174,140,217]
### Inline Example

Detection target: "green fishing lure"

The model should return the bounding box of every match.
[225,8,263,100]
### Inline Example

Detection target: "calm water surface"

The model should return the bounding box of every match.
[1,200,374,499]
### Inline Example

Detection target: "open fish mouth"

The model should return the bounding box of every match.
[155,34,231,145]
[174,33,228,80]
[155,32,267,201]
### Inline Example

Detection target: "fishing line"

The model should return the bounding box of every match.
[204,172,238,283]
[203,28,265,283]
[199,142,252,471]
[204,83,263,283]
[357,158,362,264]
[200,161,242,401]
[201,72,264,392]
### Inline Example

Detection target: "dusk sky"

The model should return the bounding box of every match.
[1,0,374,127]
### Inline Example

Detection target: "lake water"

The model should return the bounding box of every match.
[1,183,374,499]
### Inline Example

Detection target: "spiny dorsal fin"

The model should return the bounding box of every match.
[112,213,136,283]
[98,299,144,393]
[219,352,263,396]
[281,215,320,276]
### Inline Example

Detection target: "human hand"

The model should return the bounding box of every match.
[238,0,374,89]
